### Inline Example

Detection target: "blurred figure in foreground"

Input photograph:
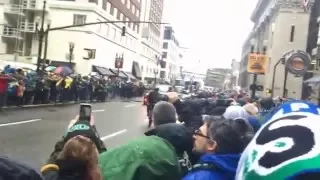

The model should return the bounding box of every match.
[236,101,320,180]
[41,136,102,180]
[183,118,253,180]
[42,115,105,180]
[99,136,182,180]
[0,156,43,180]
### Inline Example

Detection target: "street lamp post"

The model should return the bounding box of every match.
[271,57,286,98]
[35,0,49,72]
[69,42,75,69]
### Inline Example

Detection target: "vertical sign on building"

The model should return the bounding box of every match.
[247,53,268,74]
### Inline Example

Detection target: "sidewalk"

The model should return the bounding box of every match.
[2,97,143,110]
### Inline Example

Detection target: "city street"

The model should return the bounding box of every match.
[0,101,148,169]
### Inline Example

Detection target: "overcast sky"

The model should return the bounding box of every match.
[163,0,258,73]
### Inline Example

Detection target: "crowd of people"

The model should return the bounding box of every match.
[1,89,320,180]
[0,65,145,109]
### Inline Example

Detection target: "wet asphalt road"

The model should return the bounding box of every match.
[0,101,149,169]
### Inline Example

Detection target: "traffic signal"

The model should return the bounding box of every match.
[121,26,126,36]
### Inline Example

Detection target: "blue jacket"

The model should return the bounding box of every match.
[247,116,261,133]
[183,153,240,180]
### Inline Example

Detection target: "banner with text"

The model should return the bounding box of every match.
[247,53,268,74]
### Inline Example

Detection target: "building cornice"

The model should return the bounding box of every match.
[49,2,140,38]
[250,0,264,22]
[252,0,279,33]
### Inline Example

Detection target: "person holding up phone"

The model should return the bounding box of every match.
[42,104,107,178]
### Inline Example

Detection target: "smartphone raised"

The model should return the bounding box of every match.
[79,103,92,122]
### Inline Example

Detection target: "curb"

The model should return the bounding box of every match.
[2,99,143,110]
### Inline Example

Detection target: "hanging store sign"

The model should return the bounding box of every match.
[247,53,268,74]
[285,50,311,77]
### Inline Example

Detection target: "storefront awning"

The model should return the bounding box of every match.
[92,66,116,76]
[132,61,142,79]
[109,69,127,78]
[124,72,136,80]
[49,61,75,68]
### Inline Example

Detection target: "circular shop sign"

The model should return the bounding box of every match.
[285,50,311,77]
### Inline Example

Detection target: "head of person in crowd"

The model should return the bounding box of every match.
[208,106,227,117]
[223,105,251,120]
[152,101,177,127]
[243,103,259,116]
[99,136,182,180]
[193,118,253,155]
[0,156,43,180]
[259,97,275,110]
[57,135,102,180]
[236,101,320,180]
[183,118,253,180]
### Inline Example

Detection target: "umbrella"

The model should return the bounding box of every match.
[54,66,73,76]
[45,66,56,72]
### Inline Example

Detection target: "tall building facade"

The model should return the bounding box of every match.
[305,0,320,104]
[161,25,180,83]
[140,0,164,82]
[1,0,164,79]
[240,0,311,98]
[205,68,231,89]
[231,59,240,88]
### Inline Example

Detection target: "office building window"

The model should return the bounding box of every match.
[132,5,135,13]
[121,0,125,3]
[111,28,116,39]
[88,0,97,4]
[137,24,140,33]
[133,23,136,31]
[105,24,109,37]
[163,42,168,49]
[110,5,114,15]
[127,0,130,9]
[136,9,140,16]
[162,52,167,58]
[117,11,121,20]
[102,0,107,10]
[290,25,295,42]
[73,14,86,25]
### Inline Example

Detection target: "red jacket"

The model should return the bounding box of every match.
[0,76,9,94]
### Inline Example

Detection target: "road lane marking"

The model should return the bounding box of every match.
[101,129,128,141]
[92,109,105,113]
[0,119,42,127]
[124,104,137,108]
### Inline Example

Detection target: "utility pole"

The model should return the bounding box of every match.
[36,0,48,72]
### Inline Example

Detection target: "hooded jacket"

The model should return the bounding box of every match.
[183,153,240,180]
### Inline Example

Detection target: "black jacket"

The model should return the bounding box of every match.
[173,99,203,131]
[42,159,88,180]
[145,123,195,174]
